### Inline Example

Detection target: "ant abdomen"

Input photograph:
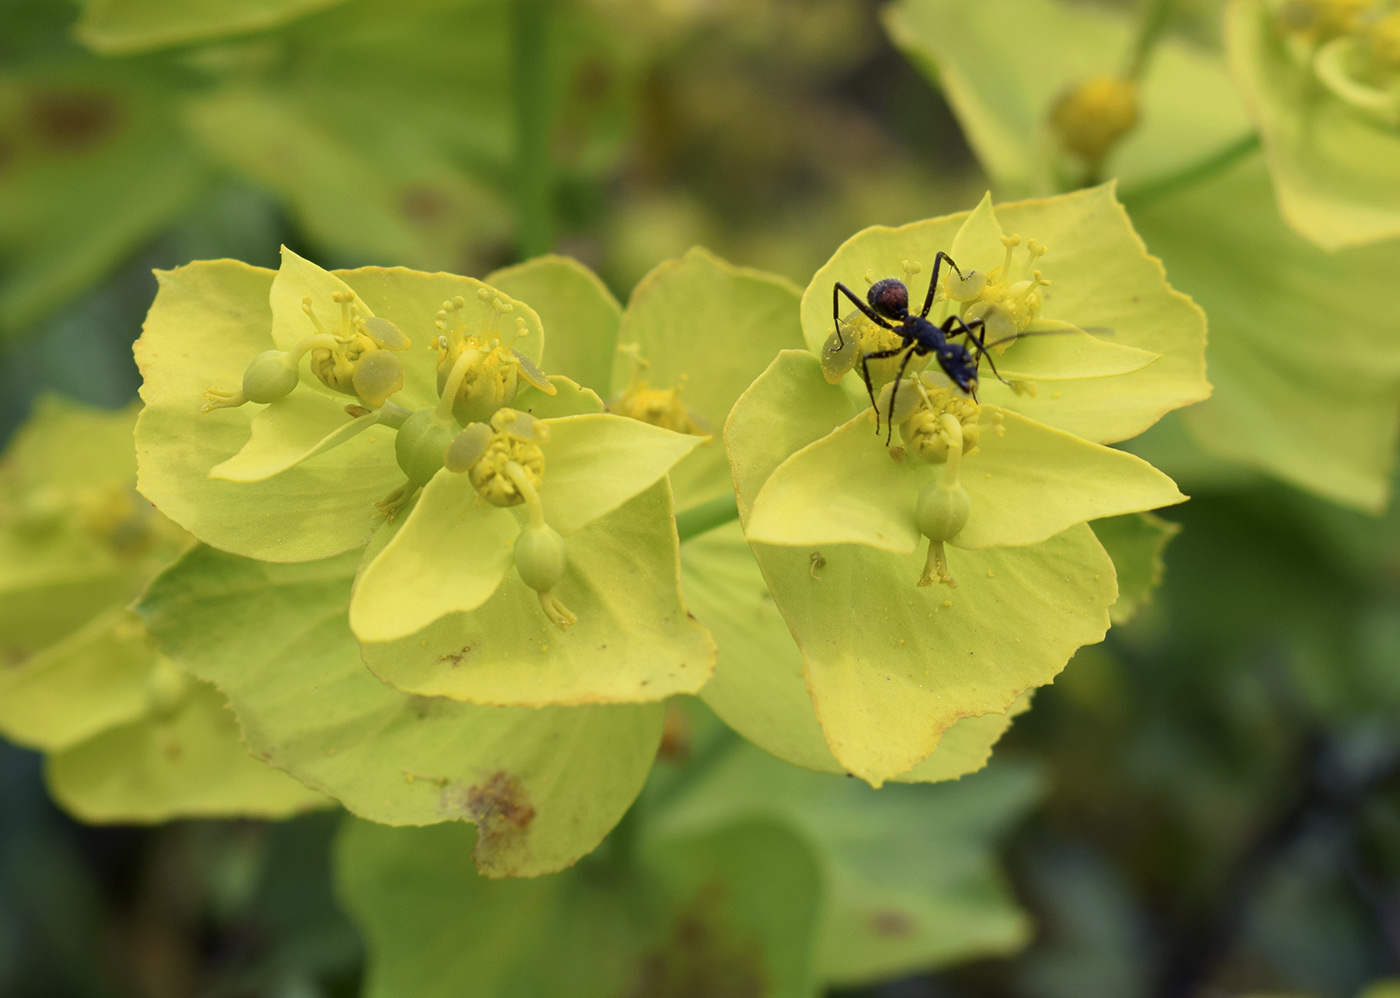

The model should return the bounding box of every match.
[868,278,909,320]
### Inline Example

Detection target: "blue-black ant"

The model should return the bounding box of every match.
[831,251,1015,444]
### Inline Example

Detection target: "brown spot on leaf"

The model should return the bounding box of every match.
[442,770,535,874]
[26,91,122,153]
[869,908,917,938]
[438,645,472,667]
[401,185,453,226]
[657,702,691,764]
[629,882,768,998]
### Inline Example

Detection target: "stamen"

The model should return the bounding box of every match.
[302,296,330,336]
[1020,240,1047,279]
[1000,234,1021,275]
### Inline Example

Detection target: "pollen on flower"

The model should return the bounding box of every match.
[466,424,546,508]
[201,285,409,411]
[304,292,410,406]
[954,234,1053,351]
[609,347,709,435]
[432,290,554,426]
[899,383,982,463]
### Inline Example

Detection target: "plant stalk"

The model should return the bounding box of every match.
[511,0,553,260]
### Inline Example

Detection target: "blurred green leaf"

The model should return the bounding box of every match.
[1091,511,1179,625]
[336,815,822,997]
[0,68,208,332]
[46,670,328,823]
[76,0,353,55]
[654,744,1041,987]
[1130,157,1400,512]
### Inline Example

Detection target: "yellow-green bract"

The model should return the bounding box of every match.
[0,397,325,822]
[1227,0,1400,249]
[725,186,1206,786]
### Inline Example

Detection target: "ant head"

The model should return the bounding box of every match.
[867,278,909,320]
[939,343,979,395]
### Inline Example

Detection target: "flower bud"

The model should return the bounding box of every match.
[1050,75,1139,165]
[242,350,300,404]
[394,409,456,487]
[514,524,568,593]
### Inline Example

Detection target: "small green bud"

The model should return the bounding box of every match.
[352,350,405,408]
[915,479,970,542]
[395,409,456,487]
[146,657,193,719]
[514,524,568,593]
[242,350,300,404]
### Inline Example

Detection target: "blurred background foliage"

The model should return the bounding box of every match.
[3,0,1400,995]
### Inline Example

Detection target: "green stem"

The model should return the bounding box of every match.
[675,493,740,543]
[512,0,552,260]
[1118,132,1262,209]
[1125,0,1178,79]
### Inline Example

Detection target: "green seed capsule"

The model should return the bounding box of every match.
[242,350,300,404]
[352,350,404,408]
[514,525,568,593]
[915,479,970,542]
[395,409,457,486]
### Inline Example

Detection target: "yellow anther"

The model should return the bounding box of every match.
[468,433,546,507]
[863,268,877,285]
[476,288,492,302]
[900,382,981,463]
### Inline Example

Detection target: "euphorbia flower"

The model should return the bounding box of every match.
[1228,0,1400,248]
[135,248,715,704]
[725,187,1207,785]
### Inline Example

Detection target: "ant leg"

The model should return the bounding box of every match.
[833,282,895,350]
[885,345,921,446]
[859,345,912,434]
[920,251,966,319]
